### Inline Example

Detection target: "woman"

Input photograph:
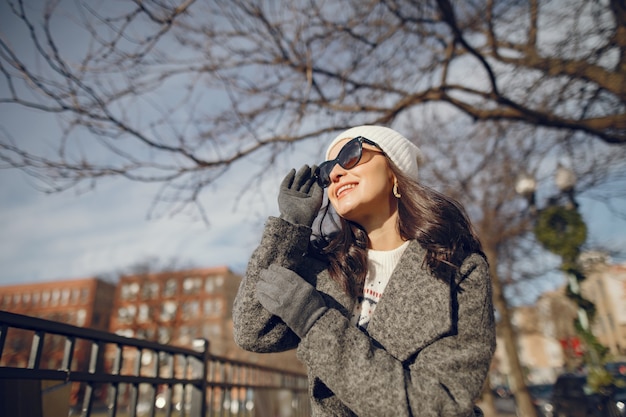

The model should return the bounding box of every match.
[233,125,496,417]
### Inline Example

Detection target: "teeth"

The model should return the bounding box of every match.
[337,184,356,196]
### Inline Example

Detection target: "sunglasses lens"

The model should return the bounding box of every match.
[338,139,362,170]
[316,161,333,187]
[316,138,364,188]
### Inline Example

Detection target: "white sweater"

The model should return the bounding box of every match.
[350,240,410,331]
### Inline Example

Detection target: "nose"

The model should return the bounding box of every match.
[329,163,346,185]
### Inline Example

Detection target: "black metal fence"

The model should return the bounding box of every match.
[0,310,310,417]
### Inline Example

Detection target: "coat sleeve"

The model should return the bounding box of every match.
[232,216,312,353]
[296,254,496,417]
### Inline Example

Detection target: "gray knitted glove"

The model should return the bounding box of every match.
[256,264,328,339]
[278,165,323,227]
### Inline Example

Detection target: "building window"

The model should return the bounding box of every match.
[158,327,172,344]
[138,304,151,322]
[163,279,177,298]
[118,306,136,324]
[202,299,223,316]
[183,277,202,295]
[178,326,192,344]
[80,288,89,303]
[215,275,224,287]
[61,289,70,306]
[71,289,80,304]
[121,282,140,300]
[203,300,213,316]
[205,299,214,315]
[116,328,134,338]
[117,307,130,323]
[41,291,50,306]
[142,282,159,300]
[214,299,224,315]
[205,275,224,292]
[136,328,155,341]
[141,350,154,366]
[161,301,177,321]
[51,289,60,306]
[76,309,87,327]
[182,301,199,319]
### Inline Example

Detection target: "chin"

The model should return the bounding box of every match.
[336,208,365,225]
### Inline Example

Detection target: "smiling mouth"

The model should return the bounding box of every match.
[336,183,356,198]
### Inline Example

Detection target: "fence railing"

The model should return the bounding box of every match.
[0,310,310,417]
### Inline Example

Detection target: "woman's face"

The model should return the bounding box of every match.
[326,138,396,227]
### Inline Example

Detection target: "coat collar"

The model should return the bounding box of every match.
[365,240,453,362]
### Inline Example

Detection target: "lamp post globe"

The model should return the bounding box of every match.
[555,163,577,193]
[515,173,537,209]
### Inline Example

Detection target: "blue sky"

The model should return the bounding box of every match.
[0,0,290,285]
[0,163,270,284]
[0,0,315,286]
[0,105,323,286]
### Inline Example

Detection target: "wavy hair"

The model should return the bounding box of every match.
[313,159,484,298]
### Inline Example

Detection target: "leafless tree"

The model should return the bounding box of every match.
[1,1,625,415]
[411,114,625,416]
[0,0,624,219]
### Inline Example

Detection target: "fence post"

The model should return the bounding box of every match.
[190,338,209,417]
[81,340,101,417]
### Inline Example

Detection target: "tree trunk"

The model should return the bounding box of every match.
[479,376,498,417]
[484,246,538,417]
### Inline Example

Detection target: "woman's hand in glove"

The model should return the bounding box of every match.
[277,165,323,227]
[256,264,328,339]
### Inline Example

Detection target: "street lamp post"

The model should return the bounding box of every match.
[515,165,613,390]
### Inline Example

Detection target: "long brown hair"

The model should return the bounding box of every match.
[313,159,484,298]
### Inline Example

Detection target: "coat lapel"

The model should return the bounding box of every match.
[366,240,453,362]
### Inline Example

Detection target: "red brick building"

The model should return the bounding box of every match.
[0,266,304,375]
[0,277,116,405]
[110,266,238,356]
[0,277,115,369]
[109,266,304,372]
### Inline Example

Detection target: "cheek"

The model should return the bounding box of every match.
[329,176,391,214]
[327,185,359,215]
[327,158,393,213]
[360,169,393,200]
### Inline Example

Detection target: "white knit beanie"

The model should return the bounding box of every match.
[325,125,424,180]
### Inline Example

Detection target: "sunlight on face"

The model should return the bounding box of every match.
[326,139,395,227]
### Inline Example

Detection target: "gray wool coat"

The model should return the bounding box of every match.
[233,217,496,417]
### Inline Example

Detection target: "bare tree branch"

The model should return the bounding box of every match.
[0,0,624,218]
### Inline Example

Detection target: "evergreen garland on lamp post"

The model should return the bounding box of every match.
[533,207,605,362]
[516,168,612,394]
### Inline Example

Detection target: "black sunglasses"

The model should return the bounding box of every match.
[316,136,383,188]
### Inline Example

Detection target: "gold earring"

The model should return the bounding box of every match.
[393,180,401,198]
